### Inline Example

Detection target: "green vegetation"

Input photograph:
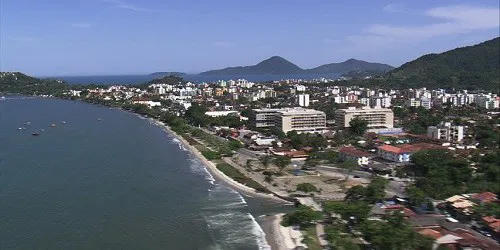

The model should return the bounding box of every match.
[344,177,388,203]
[348,117,368,136]
[281,205,322,228]
[273,156,291,171]
[297,183,319,193]
[0,72,70,96]
[302,227,323,250]
[360,213,433,250]
[307,151,339,164]
[385,37,500,91]
[324,201,372,222]
[409,150,500,199]
[473,202,500,220]
[286,131,327,150]
[215,163,270,193]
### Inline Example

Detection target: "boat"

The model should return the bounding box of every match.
[17,127,22,130]
[50,123,56,127]
[25,121,31,126]
[62,121,66,124]
[40,129,45,132]
[97,118,103,121]
[32,132,40,136]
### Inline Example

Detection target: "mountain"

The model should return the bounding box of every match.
[200,56,303,75]
[199,56,393,75]
[384,37,500,91]
[149,72,186,78]
[307,59,394,74]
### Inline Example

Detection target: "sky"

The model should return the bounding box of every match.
[0,0,499,76]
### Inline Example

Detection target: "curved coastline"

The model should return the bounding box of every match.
[151,118,290,204]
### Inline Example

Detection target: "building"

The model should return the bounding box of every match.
[251,108,280,128]
[297,94,310,107]
[275,108,326,133]
[406,98,421,108]
[334,107,394,128]
[420,97,432,109]
[339,147,372,165]
[427,123,464,142]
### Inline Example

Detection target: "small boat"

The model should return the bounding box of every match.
[40,129,45,132]
[50,123,56,127]
[18,127,22,131]
[25,121,31,126]
[62,121,66,124]
[97,118,103,121]
[32,132,40,136]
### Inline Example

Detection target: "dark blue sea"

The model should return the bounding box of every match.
[0,96,290,249]
[46,73,341,85]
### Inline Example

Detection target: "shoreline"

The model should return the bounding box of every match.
[150,118,292,204]
[151,118,293,250]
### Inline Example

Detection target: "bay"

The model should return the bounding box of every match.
[0,97,290,249]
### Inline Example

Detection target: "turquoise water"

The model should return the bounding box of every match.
[0,97,288,249]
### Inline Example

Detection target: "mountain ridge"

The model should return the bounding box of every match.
[199,57,394,75]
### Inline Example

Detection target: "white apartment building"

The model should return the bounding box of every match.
[252,108,326,133]
[420,97,432,109]
[297,94,310,107]
[427,123,464,142]
[275,108,326,133]
[334,107,394,128]
[406,98,421,107]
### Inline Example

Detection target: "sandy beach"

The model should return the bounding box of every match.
[151,118,291,203]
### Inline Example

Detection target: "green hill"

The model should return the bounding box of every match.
[0,72,69,95]
[385,37,500,91]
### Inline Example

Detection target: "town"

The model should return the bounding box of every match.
[65,74,499,249]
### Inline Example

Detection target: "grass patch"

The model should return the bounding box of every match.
[302,227,323,250]
[181,134,200,146]
[216,163,271,193]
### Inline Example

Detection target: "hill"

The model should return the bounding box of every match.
[0,72,69,95]
[199,56,393,75]
[200,56,303,75]
[384,37,500,91]
[149,72,186,78]
[307,59,394,74]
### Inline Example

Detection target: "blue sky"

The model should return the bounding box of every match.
[1,0,499,76]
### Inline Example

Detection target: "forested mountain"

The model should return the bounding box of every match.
[307,59,394,74]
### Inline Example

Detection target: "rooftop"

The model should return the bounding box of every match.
[339,147,372,157]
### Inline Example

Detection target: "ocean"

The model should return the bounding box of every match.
[0,97,290,249]
[48,73,341,85]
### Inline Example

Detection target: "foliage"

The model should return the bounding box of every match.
[349,117,368,136]
[281,205,322,228]
[200,150,222,160]
[384,37,500,91]
[324,201,371,222]
[409,150,500,199]
[325,224,360,250]
[406,185,427,207]
[286,131,327,150]
[473,202,500,219]
[273,156,291,170]
[184,103,209,126]
[307,151,339,164]
[0,72,70,96]
[215,163,270,193]
[260,155,273,168]
[344,176,388,204]
[360,213,434,250]
[297,183,319,193]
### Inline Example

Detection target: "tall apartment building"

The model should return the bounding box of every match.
[251,108,326,133]
[297,94,310,107]
[427,123,464,142]
[334,107,394,128]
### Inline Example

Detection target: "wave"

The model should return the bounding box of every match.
[249,213,272,250]
[187,157,215,185]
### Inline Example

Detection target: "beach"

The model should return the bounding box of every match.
[150,119,296,250]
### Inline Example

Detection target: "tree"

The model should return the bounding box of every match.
[345,185,367,201]
[339,160,358,181]
[297,183,319,193]
[406,185,427,207]
[349,117,368,136]
[281,205,322,228]
[273,156,291,171]
[185,103,209,127]
[260,155,273,168]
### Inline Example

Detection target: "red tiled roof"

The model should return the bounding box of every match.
[483,216,498,224]
[378,143,433,154]
[489,221,500,233]
[419,228,443,240]
[471,192,498,203]
[339,147,372,157]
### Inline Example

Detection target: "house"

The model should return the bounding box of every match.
[377,145,417,162]
[470,192,498,204]
[339,147,372,165]
[444,195,475,216]
[482,216,500,236]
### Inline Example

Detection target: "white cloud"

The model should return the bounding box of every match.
[103,0,156,12]
[383,3,408,13]
[71,23,94,28]
[367,5,499,40]
[212,41,235,47]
